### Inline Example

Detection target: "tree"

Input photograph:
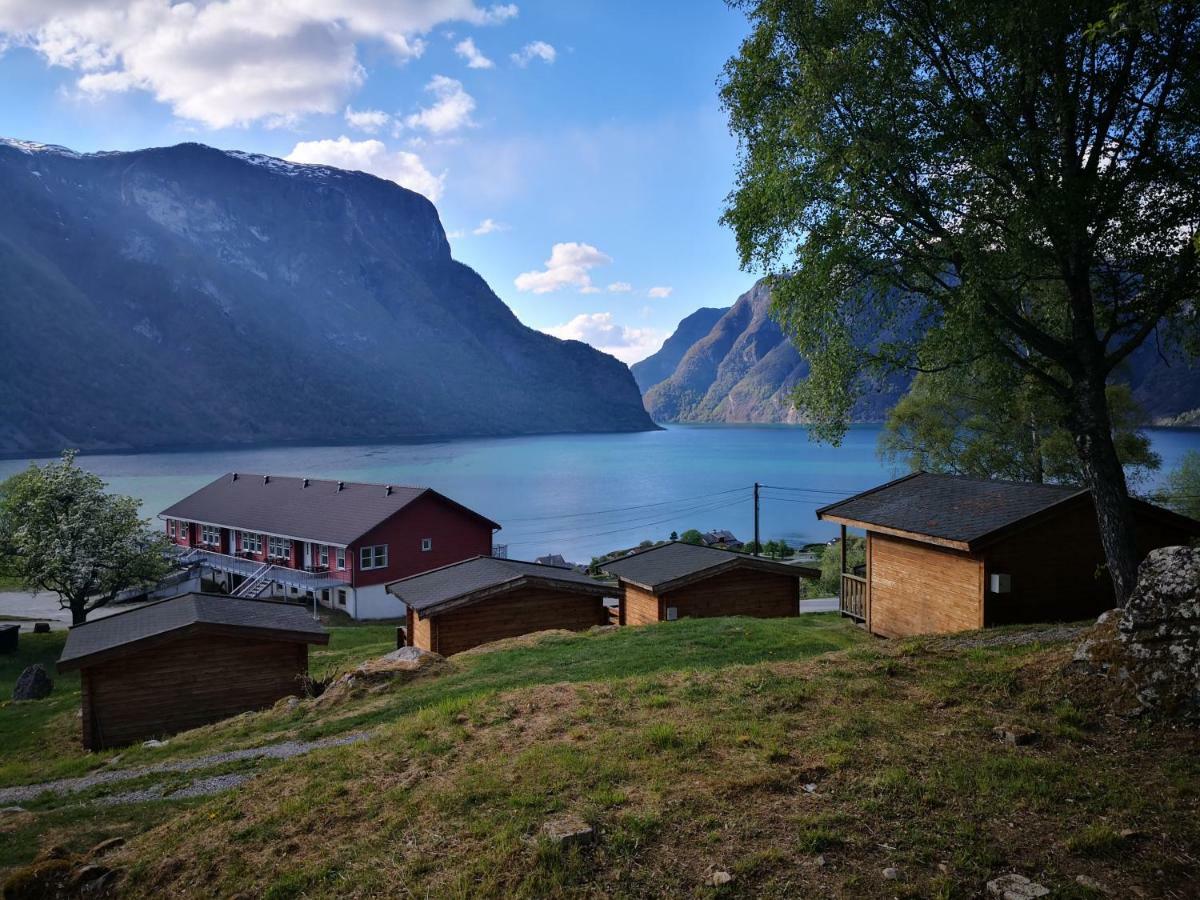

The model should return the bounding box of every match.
[880,362,1160,486]
[818,537,865,596]
[722,1,1200,603]
[763,539,781,558]
[680,529,705,545]
[1157,450,1200,520]
[0,451,170,624]
[669,530,679,541]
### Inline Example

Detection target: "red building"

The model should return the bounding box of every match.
[160,473,499,619]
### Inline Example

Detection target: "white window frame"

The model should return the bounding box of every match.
[421,537,432,552]
[201,525,221,547]
[241,532,262,554]
[336,547,346,570]
[168,520,176,537]
[359,544,388,570]
[337,589,348,607]
[319,545,329,568]
[269,536,291,560]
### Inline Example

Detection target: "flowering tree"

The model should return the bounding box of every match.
[0,451,170,624]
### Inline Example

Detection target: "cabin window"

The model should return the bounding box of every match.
[167,520,176,537]
[201,525,220,547]
[269,536,291,560]
[359,545,388,570]
[321,589,330,604]
[337,589,348,607]
[319,545,329,567]
[336,547,346,570]
[241,532,262,554]
[421,538,432,552]
[178,522,189,541]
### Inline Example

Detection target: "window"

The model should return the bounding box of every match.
[421,538,432,552]
[336,547,346,570]
[201,525,220,547]
[337,589,347,607]
[359,544,387,570]
[320,545,329,568]
[241,532,262,554]
[178,522,189,541]
[321,589,330,605]
[167,520,176,537]
[269,536,291,560]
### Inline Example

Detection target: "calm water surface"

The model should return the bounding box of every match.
[3,424,1198,563]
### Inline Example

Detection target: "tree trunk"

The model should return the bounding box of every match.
[1072,379,1140,605]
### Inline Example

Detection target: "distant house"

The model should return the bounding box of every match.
[57,593,328,750]
[387,557,613,655]
[160,474,499,620]
[534,554,572,569]
[701,529,743,550]
[816,472,1200,638]
[603,542,818,625]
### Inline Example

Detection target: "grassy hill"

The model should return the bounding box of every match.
[1,616,1197,898]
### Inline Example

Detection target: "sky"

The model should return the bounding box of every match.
[0,1,760,365]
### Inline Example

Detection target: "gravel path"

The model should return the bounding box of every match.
[0,731,371,805]
[939,623,1089,649]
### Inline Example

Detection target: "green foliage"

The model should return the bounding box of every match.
[1159,450,1200,520]
[760,540,795,559]
[880,365,1160,485]
[668,531,678,541]
[679,529,704,545]
[0,451,170,624]
[819,537,864,597]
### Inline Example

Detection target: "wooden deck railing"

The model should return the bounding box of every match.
[840,573,867,622]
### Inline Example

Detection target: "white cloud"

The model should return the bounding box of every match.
[0,1,517,128]
[515,242,611,294]
[544,313,665,364]
[344,105,390,133]
[403,75,475,134]
[647,285,674,298]
[607,281,633,293]
[511,40,555,67]
[454,36,493,69]
[473,218,507,235]
[285,136,445,201]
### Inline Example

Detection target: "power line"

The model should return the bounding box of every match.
[504,494,751,542]
[504,496,751,548]
[502,485,752,523]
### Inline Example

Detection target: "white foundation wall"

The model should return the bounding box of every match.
[353,583,409,620]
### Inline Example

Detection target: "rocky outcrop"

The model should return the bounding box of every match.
[1073,545,1200,721]
[12,664,52,701]
[631,306,728,393]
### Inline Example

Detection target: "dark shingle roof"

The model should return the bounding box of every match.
[815,472,1087,547]
[602,542,817,592]
[387,556,612,615]
[160,473,499,546]
[58,593,328,670]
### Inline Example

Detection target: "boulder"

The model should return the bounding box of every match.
[12,664,52,701]
[1073,545,1200,721]
[540,814,594,848]
[986,873,1050,899]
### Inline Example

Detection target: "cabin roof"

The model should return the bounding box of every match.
[58,593,329,671]
[387,556,612,616]
[160,473,499,546]
[815,471,1200,550]
[602,542,818,593]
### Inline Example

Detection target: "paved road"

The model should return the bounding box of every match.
[0,592,152,631]
[800,597,839,614]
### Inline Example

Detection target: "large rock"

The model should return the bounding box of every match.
[12,664,52,701]
[1073,545,1200,720]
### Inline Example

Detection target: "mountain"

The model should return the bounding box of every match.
[0,139,655,454]
[641,279,1200,426]
[630,307,728,393]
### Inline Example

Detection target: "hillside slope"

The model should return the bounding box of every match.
[630,306,728,393]
[0,139,655,453]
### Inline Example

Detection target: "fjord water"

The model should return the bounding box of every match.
[2,424,1198,564]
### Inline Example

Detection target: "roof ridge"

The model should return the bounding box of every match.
[65,592,199,631]
[214,472,430,491]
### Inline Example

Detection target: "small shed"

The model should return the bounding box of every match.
[602,542,819,625]
[816,472,1200,638]
[387,556,614,656]
[57,593,328,750]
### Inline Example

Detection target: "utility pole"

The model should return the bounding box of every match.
[753,482,760,556]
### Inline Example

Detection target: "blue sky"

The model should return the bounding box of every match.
[0,1,758,363]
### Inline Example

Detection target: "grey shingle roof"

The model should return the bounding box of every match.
[602,542,817,592]
[387,556,612,615]
[815,472,1086,547]
[160,473,499,546]
[58,593,329,670]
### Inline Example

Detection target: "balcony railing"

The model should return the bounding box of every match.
[181,547,350,589]
[840,573,867,622]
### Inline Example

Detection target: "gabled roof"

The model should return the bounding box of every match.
[387,556,612,617]
[160,473,499,546]
[58,593,328,671]
[534,554,571,569]
[816,471,1200,550]
[601,542,818,592]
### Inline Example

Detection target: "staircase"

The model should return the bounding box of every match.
[231,562,274,599]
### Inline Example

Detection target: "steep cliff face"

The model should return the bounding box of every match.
[0,139,655,453]
[630,306,728,393]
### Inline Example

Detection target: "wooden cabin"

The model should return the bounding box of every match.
[57,593,328,750]
[602,542,819,625]
[816,472,1200,639]
[387,557,613,656]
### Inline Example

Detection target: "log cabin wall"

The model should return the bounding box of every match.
[660,568,799,620]
[410,610,435,652]
[620,584,662,626]
[417,587,610,657]
[81,634,308,750]
[868,533,983,638]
